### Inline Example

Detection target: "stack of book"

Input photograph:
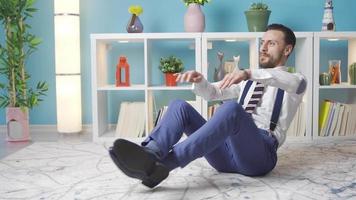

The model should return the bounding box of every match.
[318,99,356,137]
[115,102,145,138]
[286,101,306,137]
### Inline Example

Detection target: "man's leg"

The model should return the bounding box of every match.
[142,99,237,172]
[227,128,278,176]
[109,99,236,187]
[170,100,277,176]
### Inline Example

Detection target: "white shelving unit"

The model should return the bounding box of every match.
[313,32,356,139]
[91,33,202,143]
[90,32,317,143]
[201,32,314,139]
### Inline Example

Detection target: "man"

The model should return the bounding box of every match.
[109,24,307,188]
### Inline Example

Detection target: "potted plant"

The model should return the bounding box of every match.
[182,0,210,32]
[244,2,271,32]
[0,0,48,141]
[159,56,184,86]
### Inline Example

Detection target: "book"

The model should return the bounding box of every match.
[319,100,332,136]
[116,102,145,138]
[333,104,345,136]
[319,100,331,134]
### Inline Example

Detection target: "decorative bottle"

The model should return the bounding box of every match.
[116,56,130,87]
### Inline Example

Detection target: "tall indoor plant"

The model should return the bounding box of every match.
[0,0,48,141]
[182,0,210,32]
[244,2,271,32]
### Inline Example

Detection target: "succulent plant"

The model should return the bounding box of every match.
[249,2,269,11]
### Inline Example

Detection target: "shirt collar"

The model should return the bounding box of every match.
[274,66,287,71]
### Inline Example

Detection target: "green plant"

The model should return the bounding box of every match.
[159,56,184,73]
[0,0,48,109]
[248,2,269,11]
[182,0,210,6]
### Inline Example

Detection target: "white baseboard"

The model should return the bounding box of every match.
[0,124,93,135]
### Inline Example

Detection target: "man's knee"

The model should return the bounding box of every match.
[218,100,243,113]
[168,99,191,110]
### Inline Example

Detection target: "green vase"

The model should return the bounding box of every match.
[349,63,356,85]
[319,72,331,85]
[244,10,271,32]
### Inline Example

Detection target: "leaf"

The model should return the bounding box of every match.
[30,37,42,46]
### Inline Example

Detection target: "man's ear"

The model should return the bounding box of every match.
[284,45,293,56]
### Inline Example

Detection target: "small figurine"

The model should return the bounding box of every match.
[322,0,335,31]
[214,51,226,82]
[233,55,240,72]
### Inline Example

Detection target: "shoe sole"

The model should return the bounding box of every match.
[109,139,168,188]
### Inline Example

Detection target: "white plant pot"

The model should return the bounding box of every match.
[6,107,30,141]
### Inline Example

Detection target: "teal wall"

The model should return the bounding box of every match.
[1,0,356,125]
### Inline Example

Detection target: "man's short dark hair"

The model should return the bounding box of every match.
[266,24,296,49]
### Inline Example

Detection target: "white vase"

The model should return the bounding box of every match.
[184,3,205,32]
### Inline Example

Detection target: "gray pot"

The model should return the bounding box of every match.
[244,10,271,32]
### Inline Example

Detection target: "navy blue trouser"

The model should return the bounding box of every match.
[143,99,279,176]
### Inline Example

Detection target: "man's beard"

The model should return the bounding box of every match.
[259,53,283,69]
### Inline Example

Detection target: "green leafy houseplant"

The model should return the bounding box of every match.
[182,0,210,6]
[244,2,271,32]
[159,56,184,73]
[0,0,48,109]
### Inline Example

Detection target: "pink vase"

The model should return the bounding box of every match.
[6,107,30,141]
[184,3,205,32]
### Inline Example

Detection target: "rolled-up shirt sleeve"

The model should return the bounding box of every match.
[249,68,307,94]
[192,78,242,101]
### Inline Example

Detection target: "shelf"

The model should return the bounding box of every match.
[314,31,356,40]
[319,83,356,89]
[97,84,146,91]
[148,85,193,90]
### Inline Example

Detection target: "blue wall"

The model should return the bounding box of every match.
[0,0,356,125]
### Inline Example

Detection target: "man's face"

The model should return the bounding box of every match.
[259,30,291,68]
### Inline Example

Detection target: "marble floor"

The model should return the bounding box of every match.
[1,135,356,200]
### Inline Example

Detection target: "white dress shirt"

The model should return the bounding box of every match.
[192,66,307,147]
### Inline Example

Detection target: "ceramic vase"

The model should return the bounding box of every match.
[349,63,356,85]
[184,3,205,32]
[6,107,30,141]
[319,72,331,85]
[126,14,143,33]
[244,10,271,32]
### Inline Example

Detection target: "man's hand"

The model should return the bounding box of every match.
[219,70,249,89]
[175,70,203,83]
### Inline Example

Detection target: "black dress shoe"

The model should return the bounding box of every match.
[109,139,169,188]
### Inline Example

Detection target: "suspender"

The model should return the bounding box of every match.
[239,80,253,106]
[270,89,284,131]
[239,80,285,132]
